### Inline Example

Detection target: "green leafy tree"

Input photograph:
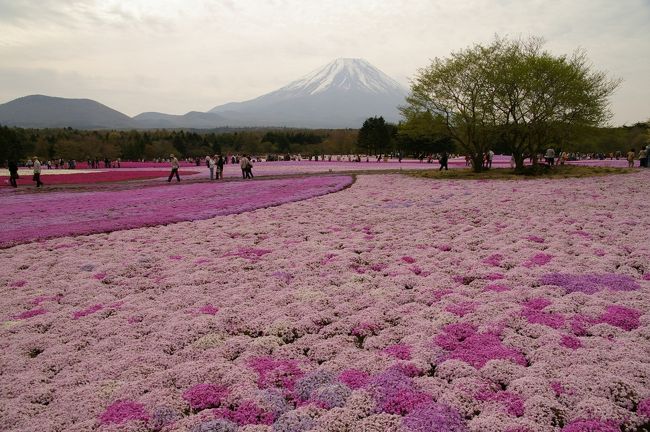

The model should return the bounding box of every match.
[402,43,499,171]
[403,36,620,172]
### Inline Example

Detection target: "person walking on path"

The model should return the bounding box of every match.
[32,157,43,187]
[245,156,254,179]
[487,149,495,168]
[240,155,249,179]
[8,160,19,187]
[216,155,224,179]
[439,152,449,171]
[627,149,636,168]
[168,154,181,182]
[208,156,215,180]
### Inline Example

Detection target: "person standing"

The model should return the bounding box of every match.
[207,155,215,180]
[487,149,495,168]
[32,156,43,187]
[240,154,249,179]
[545,148,555,166]
[439,151,449,171]
[168,154,181,182]
[246,155,253,179]
[639,146,648,168]
[245,155,254,179]
[8,160,19,187]
[216,155,224,179]
[627,149,636,168]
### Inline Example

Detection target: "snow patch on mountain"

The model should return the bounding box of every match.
[279,58,407,96]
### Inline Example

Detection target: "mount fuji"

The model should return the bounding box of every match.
[209,58,408,128]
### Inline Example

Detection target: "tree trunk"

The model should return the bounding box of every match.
[471,154,484,172]
[514,153,526,173]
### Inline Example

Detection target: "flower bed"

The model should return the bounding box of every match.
[0,171,649,431]
[1,169,199,186]
[0,175,353,247]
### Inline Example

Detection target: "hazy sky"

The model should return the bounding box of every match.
[1,0,648,125]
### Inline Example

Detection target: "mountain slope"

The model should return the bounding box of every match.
[0,95,134,129]
[210,58,408,128]
[132,111,229,129]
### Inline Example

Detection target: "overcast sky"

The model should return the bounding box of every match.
[1,0,648,125]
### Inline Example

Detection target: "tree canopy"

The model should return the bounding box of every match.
[402,36,620,171]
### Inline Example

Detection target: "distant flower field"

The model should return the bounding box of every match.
[0,171,649,432]
[0,169,199,186]
[0,175,353,247]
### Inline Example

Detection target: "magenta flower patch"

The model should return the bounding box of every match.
[72,304,103,320]
[14,307,47,320]
[182,383,228,410]
[638,398,650,418]
[523,252,553,267]
[197,304,219,315]
[561,419,620,432]
[445,302,477,317]
[560,334,583,349]
[350,321,381,338]
[248,357,304,391]
[476,390,525,416]
[522,308,565,329]
[98,400,149,425]
[484,283,510,292]
[382,343,412,360]
[213,400,274,425]
[482,253,503,266]
[435,323,526,368]
[598,305,642,331]
[338,369,370,390]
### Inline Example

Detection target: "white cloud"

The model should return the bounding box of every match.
[0,0,648,124]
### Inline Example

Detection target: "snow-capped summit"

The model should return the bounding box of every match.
[279,58,407,96]
[209,58,408,128]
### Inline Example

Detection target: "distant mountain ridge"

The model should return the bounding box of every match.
[0,95,134,129]
[0,58,408,129]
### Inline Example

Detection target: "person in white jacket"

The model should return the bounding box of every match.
[207,156,215,180]
[32,156,43,187]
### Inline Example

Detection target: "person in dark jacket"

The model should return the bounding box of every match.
[216,155,224,179]
[8,160,19,187]
[439,152,449,171]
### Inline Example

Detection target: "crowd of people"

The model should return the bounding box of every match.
[5,145,650,189]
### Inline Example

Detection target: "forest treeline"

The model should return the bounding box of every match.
[0,122,648,163]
